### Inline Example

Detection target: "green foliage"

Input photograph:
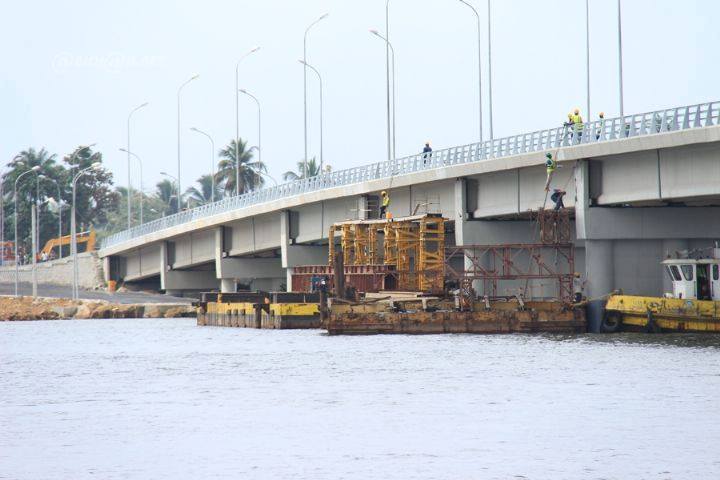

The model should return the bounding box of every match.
[1,146,116,253]
[216,138,266,196]
[283,157,322,181]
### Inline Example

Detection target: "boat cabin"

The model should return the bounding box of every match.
[662,258,720,301]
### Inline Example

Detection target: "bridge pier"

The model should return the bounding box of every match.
[281,210,328,292]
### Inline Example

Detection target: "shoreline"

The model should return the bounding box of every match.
[0,296,196,321]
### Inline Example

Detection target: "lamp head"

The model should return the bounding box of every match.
[30,166,41,172]
[318,13,329,20]
[250,46,260,53]
[91,162,102,169]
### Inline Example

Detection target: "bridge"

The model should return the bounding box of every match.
[99,101,720,329]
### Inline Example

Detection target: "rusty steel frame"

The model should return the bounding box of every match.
[445,243,575,301]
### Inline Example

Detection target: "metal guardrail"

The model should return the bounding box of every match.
[102,101,719,249]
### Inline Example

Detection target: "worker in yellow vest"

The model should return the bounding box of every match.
[380,191,390,218]
[544,152,557,191]
[571,108,584,142]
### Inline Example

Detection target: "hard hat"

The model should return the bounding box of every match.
[574,108,580,114]
[381,190,387,195]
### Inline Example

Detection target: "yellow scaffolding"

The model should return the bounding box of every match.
[383,222,397,266]
[419,216,445,292]
[327,213,447,293]
[396,221,419,291]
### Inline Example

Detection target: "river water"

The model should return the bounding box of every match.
[1,318,719,480]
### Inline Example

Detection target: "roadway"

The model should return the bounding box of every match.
[0,282,193,304]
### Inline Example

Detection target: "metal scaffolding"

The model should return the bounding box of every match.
[445,243,575,302]
[327,213,447,293]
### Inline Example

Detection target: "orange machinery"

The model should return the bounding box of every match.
[37,229,96,260]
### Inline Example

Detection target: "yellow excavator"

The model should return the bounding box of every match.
[37,229,96,260]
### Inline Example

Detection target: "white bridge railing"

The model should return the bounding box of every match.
[102,101,719,249]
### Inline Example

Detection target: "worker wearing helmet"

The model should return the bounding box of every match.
[596,112,605,140]
[544,152,557,191]
[380,190,390,218]
[571,108,584,142]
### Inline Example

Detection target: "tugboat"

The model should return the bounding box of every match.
[603,246,720,333]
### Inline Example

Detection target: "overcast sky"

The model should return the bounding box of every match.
[2,0,718,195]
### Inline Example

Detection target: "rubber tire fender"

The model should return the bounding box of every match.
[601,311,623,333]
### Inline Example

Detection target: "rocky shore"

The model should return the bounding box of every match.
[0,296,196,321]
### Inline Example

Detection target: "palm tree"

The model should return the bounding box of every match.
[216,138,266,196]
[155,179,177,215]
[282,157,321,181]
[2,148,63,250]
[184,174,219,207]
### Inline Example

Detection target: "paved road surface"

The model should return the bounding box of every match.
[0,282,193,304]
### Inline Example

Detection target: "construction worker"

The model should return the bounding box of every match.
[544,152,556,191]
[422,141,432,165]
[550,188,566,211]
[571,108,584,142]
[380,190,390,218]
[596,112,605,140]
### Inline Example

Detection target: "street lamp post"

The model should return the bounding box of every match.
[458,0,483,143]
[38,175,63,258]
[585,0,591,121]
[238,89,262,171]
[617,0,624,118]
[119,148,144,224]
[304,13,328,178]
[487,0,494,140]
[235,47,260,197]
[177,74,199,212]
[370,29,396,160]
[298,61,324,171]
[71,162,102,300]
[13,166,40,296]
[189,128,216,203]
[127,102,148,229]
[385,0,393,160]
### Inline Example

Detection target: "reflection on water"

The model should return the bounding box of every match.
[1,319,719,480]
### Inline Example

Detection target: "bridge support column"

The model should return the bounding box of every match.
[585,240,614,333]
[280,210,328,292]
[220,278,237,293]
[160,241,218,294]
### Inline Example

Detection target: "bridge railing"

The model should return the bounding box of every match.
[102,100,719,249]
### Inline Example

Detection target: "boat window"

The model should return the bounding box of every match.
[681,264,694,281]
[714,265,719,281]
[668,265,682,282]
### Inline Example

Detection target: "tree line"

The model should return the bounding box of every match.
[2,137,325,254]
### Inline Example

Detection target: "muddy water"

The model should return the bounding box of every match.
[1,318,719,479]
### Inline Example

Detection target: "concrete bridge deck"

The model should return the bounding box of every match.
[98,101,720,331]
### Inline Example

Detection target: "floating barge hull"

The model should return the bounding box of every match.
[327,301,586,335]
[195,292,321,329]
[605,295,720,333]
